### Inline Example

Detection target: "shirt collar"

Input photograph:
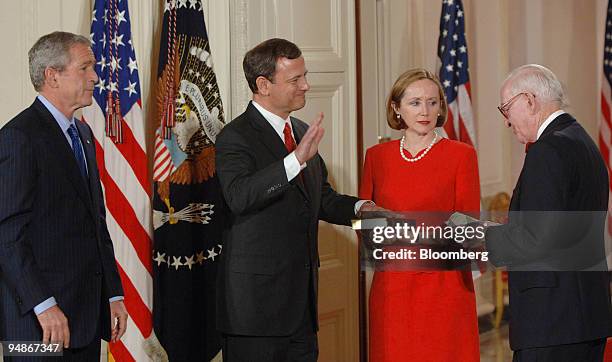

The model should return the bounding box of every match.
[536,109,565,140]
[252,100,293,139]
[37,94,75,134]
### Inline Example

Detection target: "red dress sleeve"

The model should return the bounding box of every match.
[455,146,481,213]
[359,148,374,201]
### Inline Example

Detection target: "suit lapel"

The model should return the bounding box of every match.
[247,102,288,160]
[538,113,574,140]
[247,102,310,199]
[32,100,95,218]
[512,113,575,211]
[509,173,521,211]
[76,120,101,212]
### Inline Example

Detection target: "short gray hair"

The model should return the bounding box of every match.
[504,64,569,109]
[28,31,90,91]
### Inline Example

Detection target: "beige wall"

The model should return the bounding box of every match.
[0,1,92,122]
[1,0,605,197]
[0,0,232,132]
[359,0,607,319]
[0,0,608,356]
[360,0,605,198]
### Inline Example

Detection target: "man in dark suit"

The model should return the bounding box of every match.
[485,64,612,362]
[215,38,378,362]
[0,31,127,360]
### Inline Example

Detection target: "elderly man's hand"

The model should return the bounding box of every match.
[358,201,389,215]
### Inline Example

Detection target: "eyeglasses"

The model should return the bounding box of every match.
[497,92,533,119]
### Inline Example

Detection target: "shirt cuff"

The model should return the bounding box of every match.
[33,297,57,315]
[284,152,306,181]
[109,296,124,303]
[354,200,375,215]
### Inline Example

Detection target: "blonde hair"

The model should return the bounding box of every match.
[386,68,447,130]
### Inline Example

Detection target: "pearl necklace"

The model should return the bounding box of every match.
[399,131,438,162]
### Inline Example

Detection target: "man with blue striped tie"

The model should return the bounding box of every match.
[0,31,127,361]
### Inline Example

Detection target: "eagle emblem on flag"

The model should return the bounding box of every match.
[152,1,227,360]
[155,34,225,200]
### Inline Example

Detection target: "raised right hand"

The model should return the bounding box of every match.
[294,112,325,164]
[36,305,70,348]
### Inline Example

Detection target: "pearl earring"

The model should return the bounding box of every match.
[396,113,401,119]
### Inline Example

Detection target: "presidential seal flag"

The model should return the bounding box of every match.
[152,0,227,360]
[83,0,166,360]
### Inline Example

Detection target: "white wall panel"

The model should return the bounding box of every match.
[0,0,93,124]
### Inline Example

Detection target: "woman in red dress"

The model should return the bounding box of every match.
[361,69,480,361]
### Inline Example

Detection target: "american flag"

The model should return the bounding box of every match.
[599,0,612,257]
[437,0,476,147]
[83,0,165,360]
[600,8,612,361]
[437,0,483,278]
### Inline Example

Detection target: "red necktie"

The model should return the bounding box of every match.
[283,122,306,186]
[283,122,297,153]
[525,142,534,153]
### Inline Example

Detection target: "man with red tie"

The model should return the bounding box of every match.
[215,38,377,362]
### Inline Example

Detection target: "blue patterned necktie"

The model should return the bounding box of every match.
[67,124,88,179]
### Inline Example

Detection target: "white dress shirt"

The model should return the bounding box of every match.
[252,101,305,181]
[536,110,566,141]
[251,101,369,214]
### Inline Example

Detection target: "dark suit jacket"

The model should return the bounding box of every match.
[486,113,612,350]
[215,102,358,336]
[0,99,124,347]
